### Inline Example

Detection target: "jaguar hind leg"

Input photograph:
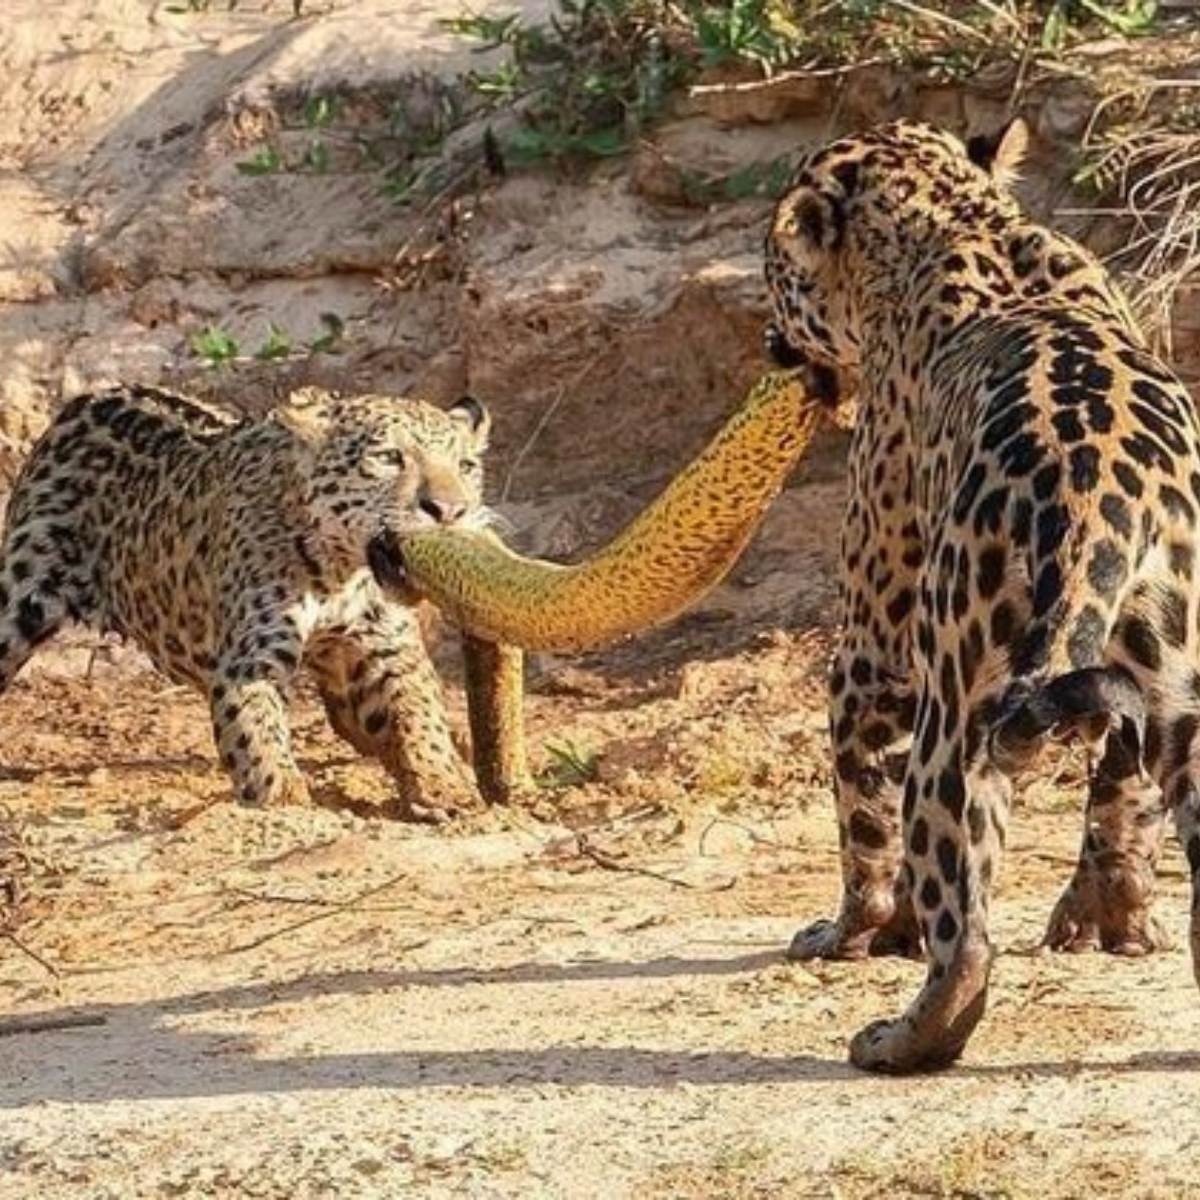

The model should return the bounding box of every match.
[0,544,79,694]
[1148,698,1200,992]
[306,641,376,761]
[1043,727,1168,956]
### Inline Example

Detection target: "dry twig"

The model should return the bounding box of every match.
[688,58,886,96]
[698,814,788,856]
[223,870,411,955]
[499,358,601,504]
[0,1011,107,1038]
[3,930,60,979]
[575,833,735,891]
[1073,92,1200,353]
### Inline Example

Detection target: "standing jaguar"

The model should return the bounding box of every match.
[765,118,1200,1071]
[0,384,492,823]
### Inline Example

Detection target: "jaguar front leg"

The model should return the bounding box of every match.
[210,665,309,808]
[313,606,482,824]
[209,589,312,807]
[789,640,921,962]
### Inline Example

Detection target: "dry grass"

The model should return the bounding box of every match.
[1078,118,1200,352]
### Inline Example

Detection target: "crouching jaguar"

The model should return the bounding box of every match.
[765,118,1200,1071]
[0,383,492,822]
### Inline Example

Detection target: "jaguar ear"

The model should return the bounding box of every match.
[966,117,1030,189]
[771,184,845,252]
[274,387,334,442]
[449,394,490,449]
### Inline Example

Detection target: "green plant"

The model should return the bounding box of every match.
[302,93,337,130]
[301,93,335,172]
[191,326,239,365]
[303,140,331,172]
[535,739,599,789]
[239,1,1173,219]
[1040,0,1158,50]
[191,315,345,366]
[671,154,793,206]
[383,160,444,203]
[308,312,345,354]
[442,1,688,167]
[236,145,283,176]
[712,1139,773,1178]
[1071,0,1158,35]
[440,12,523,47]
[255,325,292,361]
[689,0,791,69]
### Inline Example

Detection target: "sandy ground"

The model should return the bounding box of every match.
[4,632,1200,1199]
[4,2,1200,1197]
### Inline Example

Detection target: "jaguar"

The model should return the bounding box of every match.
[765,118,1200,1071]
[0,383,492,823]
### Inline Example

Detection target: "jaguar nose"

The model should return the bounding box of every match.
[419,493,467,525]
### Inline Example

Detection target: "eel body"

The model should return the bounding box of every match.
[403,370,822,653]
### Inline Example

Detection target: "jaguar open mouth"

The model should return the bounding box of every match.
[367,528,409,594]
[763,322,808,370]
[763,325,842,410]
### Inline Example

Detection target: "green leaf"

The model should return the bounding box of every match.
[571,126,627,158]
[191,326,239,365]
[236,145,282,176]
[304,139,330,173]
[309,312,345,354]
[505,126,556,165]
[438,13,522,49]
[1040,4,1069,51]
[256,324,292,361]
[1075,0,1158,35]
[303,93,335,129]
[581,71,617,97]
[467,63,523,98]
[534,739,599,789]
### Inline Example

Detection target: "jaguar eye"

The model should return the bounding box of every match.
[373,448,406,468]
[460,458,481,474]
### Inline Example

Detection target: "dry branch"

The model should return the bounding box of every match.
[3,930,60,978]
[0,1011,107,1038]
[574,833,735,891]
[223,870,411,955]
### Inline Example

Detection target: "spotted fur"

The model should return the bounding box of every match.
[0,384,491,823]
[765,119,1200,1071]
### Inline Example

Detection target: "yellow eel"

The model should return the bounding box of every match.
[404,370,822,654]
[460,634,531,802]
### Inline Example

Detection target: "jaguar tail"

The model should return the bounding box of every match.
[988,665,1145,776]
